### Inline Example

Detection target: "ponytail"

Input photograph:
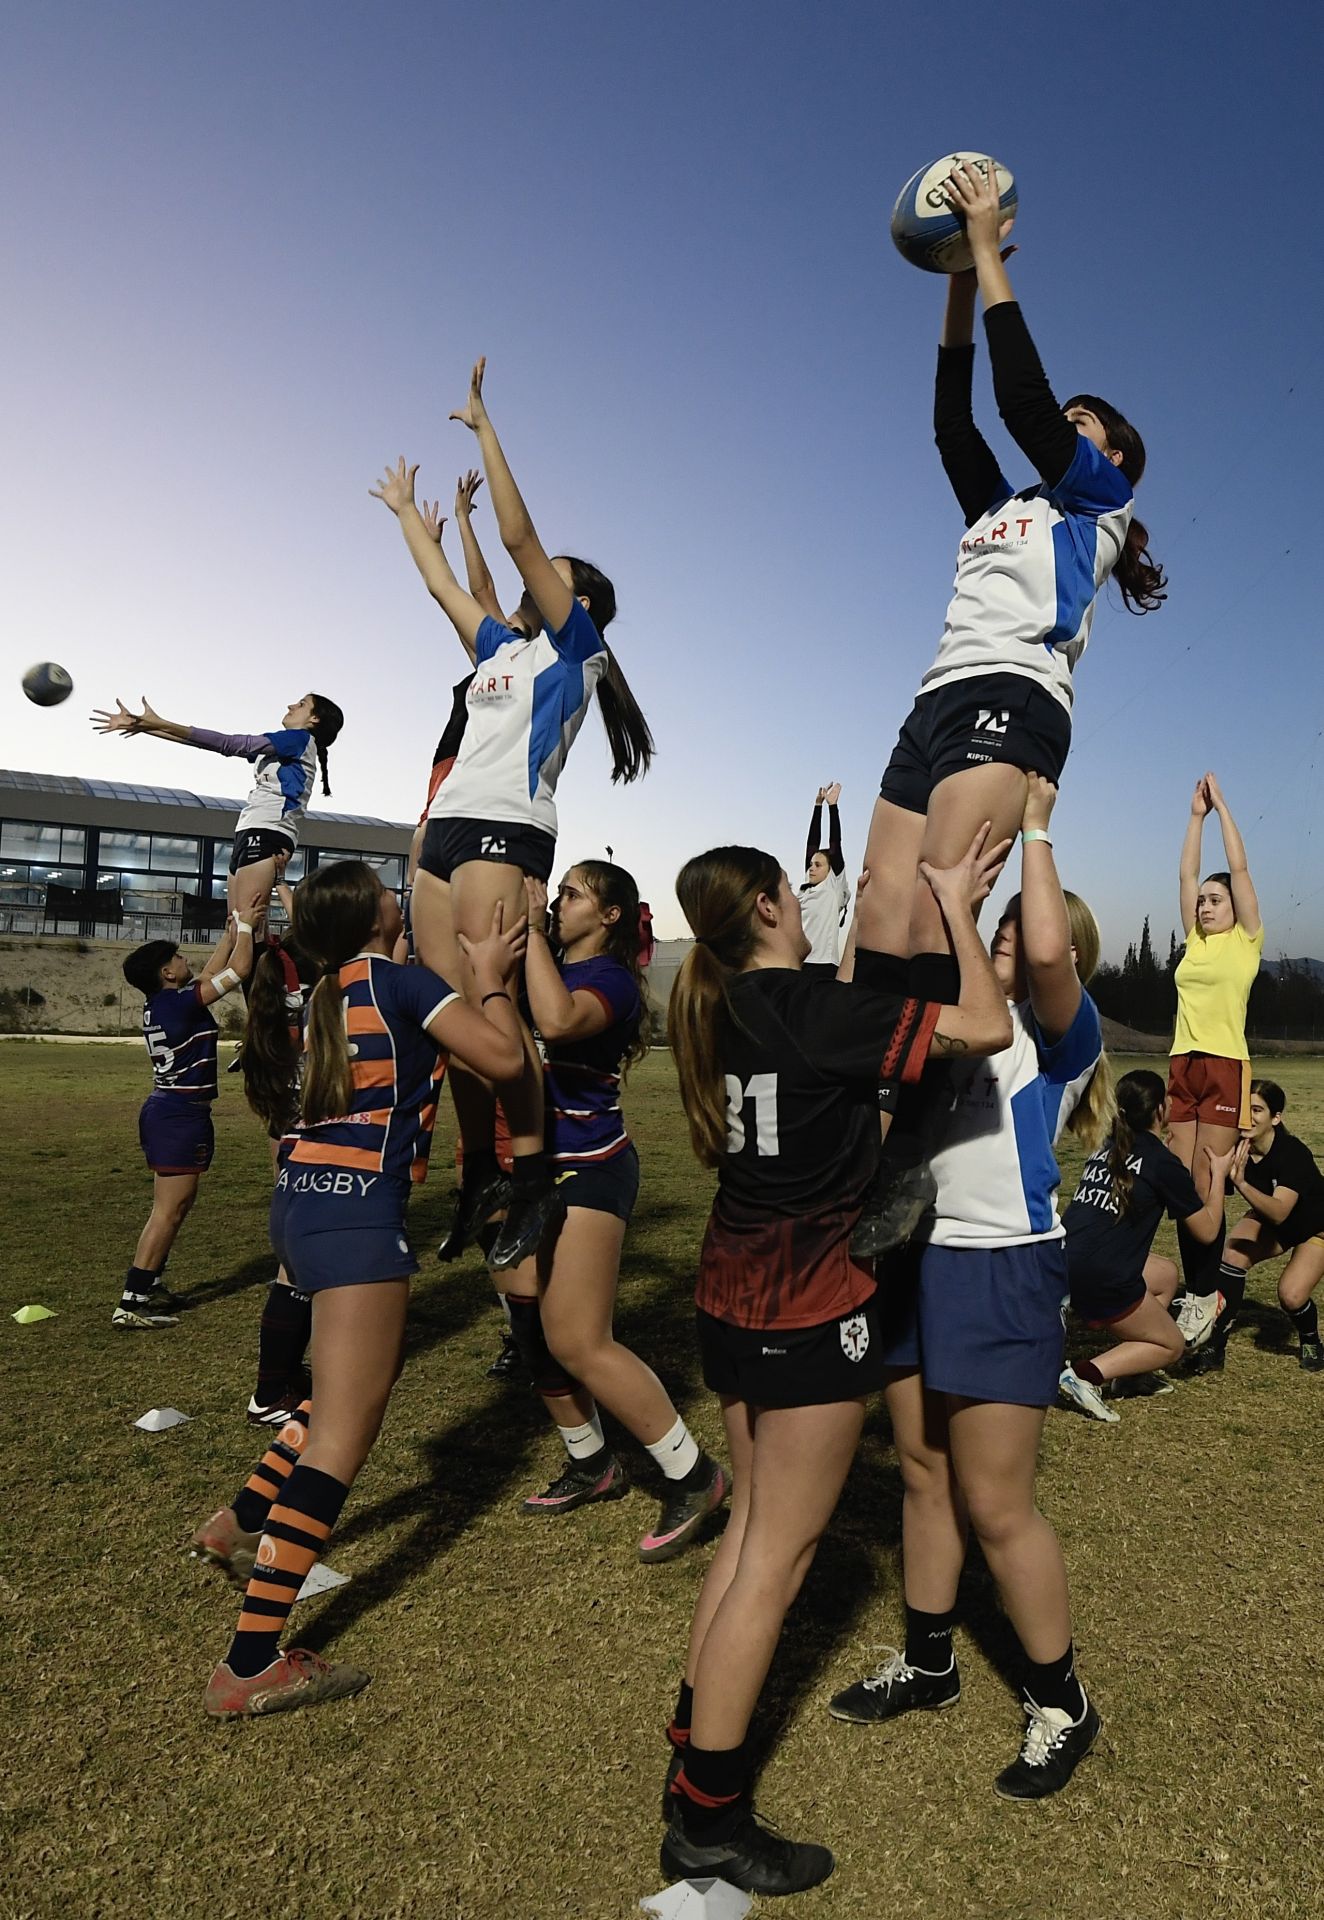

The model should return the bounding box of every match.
[309,694,344,798]
[560,556,654,784]
[668,845,781,1166]
[1059,890,1115,1152]
[1107,1069,1167,1213]
[1114,515,1167,614]
[289,858,381,1126]
[242,941,309,1133]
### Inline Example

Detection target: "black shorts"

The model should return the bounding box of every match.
[419,816,557,884]
[696,1290,888,1408]
[553,1143,640,1222]
[801,961,839,980]
[879,672,1072,815]
[1067,1259,1147,1328]
[230,828,295,874]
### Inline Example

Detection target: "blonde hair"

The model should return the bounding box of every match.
[1061,889,1114,1152]
[667,845,781,1166]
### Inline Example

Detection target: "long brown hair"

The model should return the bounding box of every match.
[308,693,344,796]
[560,557,655,783]
[1061,889,1115,1152]
[1106,1069,1167,1212]
[565,859,650,1073]
[290,861,382,1126]
[1062,393,1166,613]
[242,936,319,1133]
[668,845,781,1166]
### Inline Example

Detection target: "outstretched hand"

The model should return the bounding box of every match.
[91,695,155,737]
[824,781,842,807]
[369,457,420,518]
[449,357,489,434]
[1023,771,1058,833]
[943,158,1013,254]
[523,874,550,927]
[455,468,484,518]
[1190,775,1213,818]
[1206,1142,1239,1182]
[419,499,447,545]
[920,820,1012,916]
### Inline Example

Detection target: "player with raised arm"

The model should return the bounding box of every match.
[852,159,1164,1256]
[799,782,852,978]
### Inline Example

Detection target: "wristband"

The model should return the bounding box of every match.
[211,967,242,996]
[231,918,254,936]
[1021,829,1053,848]
[481,990,511,1006]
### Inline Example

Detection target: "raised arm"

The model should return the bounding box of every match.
[824,782,845,876]
[450,358,575,635]
[91,696,194,745]
[1204,772,1261,935]
[1018,774,1081,1046]
[935,270,1011,525]
[521,878,612,1043]
[1179,778,1210,936]
[197,911,255,1006]
[370,457,485,662]
[920,823,1015,1057]
[944,161,1078,490]
[453,469,504,625]
[805,789,825,873]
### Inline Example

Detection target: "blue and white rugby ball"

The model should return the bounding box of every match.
[890,153,1017,274]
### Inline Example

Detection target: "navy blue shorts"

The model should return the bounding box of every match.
[552,1144,640,1222]
[697,1290,888,1408]
[877,1239,1068,1408]
[139,1093,214,1175]
[879,672,1072,816]
[229,828,295,874]
[270,1166,419,1293]
[418,815,557,884]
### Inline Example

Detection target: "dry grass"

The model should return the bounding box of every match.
[2,1046,1322,1920]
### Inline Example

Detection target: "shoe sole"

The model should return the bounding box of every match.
[637,1470,730,1563]
[1058,1388,1120,1424]
[112,1315,178,1330]
[521,1474,630,1516]
[828,1687,960,1725]
[992,1716,1102,1801]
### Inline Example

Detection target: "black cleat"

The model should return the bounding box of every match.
[661,1806,834,1897]
[994,1694,1101,1800]
[1300,1338,1323,1372]
[660,1745,683,1821]
[488,1183,566,1271]
[638,1457,729,1564]
[849,1160,937,1259]
[1183,1342,1226,1377]
[147,1282,185,1312]
[437,1171,512,1262]
[486,1331,524,1381]
[521,1452,629,1515]
[828,1647,960,1723]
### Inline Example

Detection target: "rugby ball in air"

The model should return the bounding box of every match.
[890,153,1017,274]
[22,661,74,707]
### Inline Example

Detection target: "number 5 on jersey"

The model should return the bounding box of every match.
[725,1073,779,1156]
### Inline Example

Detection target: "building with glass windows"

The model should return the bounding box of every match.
[0,768,412,940]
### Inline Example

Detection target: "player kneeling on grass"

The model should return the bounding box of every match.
[115,910,256,1328]
[1217,1081,1324,1374]
[659,826,1010,1898]
[191,859,525,1719]
[505,863,728,1560]
[1059,1071,1235,1421]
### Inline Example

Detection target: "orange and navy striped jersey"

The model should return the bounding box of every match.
[285,955,460,1187]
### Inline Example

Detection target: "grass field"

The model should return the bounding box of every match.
[3,1045,1322,1920]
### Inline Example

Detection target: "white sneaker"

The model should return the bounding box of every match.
[1058,1365,1120,1423]
[112,1302,178,1329]
[1175,1289,1224,1351]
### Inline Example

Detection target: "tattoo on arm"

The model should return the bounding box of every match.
[933,1031,969,1055]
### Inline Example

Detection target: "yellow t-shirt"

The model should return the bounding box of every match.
[1171,923,1264,1062]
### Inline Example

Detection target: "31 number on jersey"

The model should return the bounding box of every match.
[725,1073,779,1156]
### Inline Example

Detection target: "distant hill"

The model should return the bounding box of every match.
[1261,956,1324,984]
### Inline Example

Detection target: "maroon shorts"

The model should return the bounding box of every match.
[1167,1053,1250,1130]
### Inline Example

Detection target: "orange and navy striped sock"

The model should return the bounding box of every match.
[231,1400,312,1534]
[226,1464,348,1679]
[674,1740,748,1842]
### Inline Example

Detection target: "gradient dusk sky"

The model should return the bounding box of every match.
[3,3,1321,953]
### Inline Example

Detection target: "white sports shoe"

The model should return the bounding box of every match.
[1175,1289,1224,1351]
[1058,1365,1120,1423]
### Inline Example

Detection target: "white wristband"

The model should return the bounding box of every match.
[1021,829,1053,848]
[211,967,242,996]
[231,918,254,936]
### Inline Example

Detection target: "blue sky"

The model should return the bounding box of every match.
[2,3,1321,953]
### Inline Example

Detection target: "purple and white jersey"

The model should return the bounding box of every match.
[188,726,317,843]
[541,955,641,1165]
[142,982,220,1100]
[430,600,608,837]
[920,435,1134,715]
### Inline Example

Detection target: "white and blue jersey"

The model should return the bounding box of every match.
[927,992,1102,1248]
[188,726,318,843]
[921,433,1134,716]
[430,600,608,837]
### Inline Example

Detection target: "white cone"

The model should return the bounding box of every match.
[294,1562,350,1603]
[641,1880,752,1919]
[133,1407,190,1431]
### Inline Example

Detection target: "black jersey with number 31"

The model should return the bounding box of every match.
[697,970,939,1330]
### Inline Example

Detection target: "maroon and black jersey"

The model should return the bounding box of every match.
[696,970,939,1330]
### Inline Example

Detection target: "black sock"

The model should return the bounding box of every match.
[1075,1358,1105,1386]
[1023,1641,1086,1719]
[120,1265,158,1306]
[1215,1258,1246,1346]
[1286,1298,1319,1343]
[676,1739,749,1841]
[678,1451,715,1491]
[904,1603,956,1673]
[255,1282,312,1405]
[462,1147,499,1191]
[1177,1213,1225,1292]
[667,1680,694,1750]
[511,1150,549,1192]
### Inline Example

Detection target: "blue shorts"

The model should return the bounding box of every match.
[552,1144,640,1222]
[139,1094,214,1175]
[877,1239,1068,1408]
[270,1166,419,1293]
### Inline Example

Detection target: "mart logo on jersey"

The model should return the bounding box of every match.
[839,1312,870,1363]
[975,709,1009,734]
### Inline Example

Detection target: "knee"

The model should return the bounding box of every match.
[897,1447,954,1510]
[1278,1274,1309,1313]
[1156,1319,1186,1366]
[962,1481,1031,1551]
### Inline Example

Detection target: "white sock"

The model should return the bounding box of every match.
[558,1412,605,1461]
[645,1416,700,1481]
[497,1293,512,1327]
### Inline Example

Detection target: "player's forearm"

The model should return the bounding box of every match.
[827,804,844,872]
[805,802,822,875]
[941,271,978,347]
[1179,813,1204,883]
[1214,801,1250,874]
[475,417,537,557]
[971,234,1015,311]
[522,929,577,1037]
[456,513,503,621]
[1020,839,1072,973]
[936,905,1012,1055]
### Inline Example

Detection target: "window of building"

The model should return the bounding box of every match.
[100,831,153,872]
[148,834,200,874]
[1,820,62,862]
